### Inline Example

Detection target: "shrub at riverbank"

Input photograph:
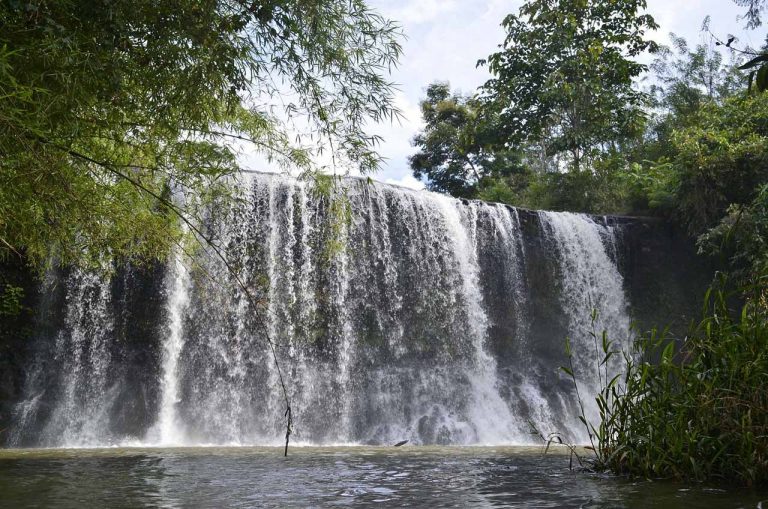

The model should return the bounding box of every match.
[582,280,768,485]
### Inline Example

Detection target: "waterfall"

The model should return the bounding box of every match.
[10,174,634,447]
[148,250,190,445]
[538,212,632,441]
[11,268,117,447]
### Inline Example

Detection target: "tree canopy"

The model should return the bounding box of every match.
[735,0,767,28]
[478,0,658,172]
[408,82,527,199]
[0,0,402,268]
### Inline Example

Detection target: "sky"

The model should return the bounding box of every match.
[245,1,765,190]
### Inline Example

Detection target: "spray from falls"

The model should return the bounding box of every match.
[43,270,115,446]
[10,174,633,447]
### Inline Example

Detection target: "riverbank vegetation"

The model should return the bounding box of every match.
[566,278,768,485]
[409,0,768,485]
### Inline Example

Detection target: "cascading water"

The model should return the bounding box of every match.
[9,174,634,447]
[538,212,632,441]
[39,269,115,446]
[147,250,191,445]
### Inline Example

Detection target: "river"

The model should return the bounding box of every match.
[0,446,764,508]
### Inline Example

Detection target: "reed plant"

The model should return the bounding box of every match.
[565,277,768,485]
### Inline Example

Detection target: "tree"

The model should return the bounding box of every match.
[650,34,742,118]
[631,33,745,167]
[0,0,401,268]
[479,0,658,172]
[669,93,768,234]
[734,0,766,28]
[713,2,768,92]
[408,82,528,200]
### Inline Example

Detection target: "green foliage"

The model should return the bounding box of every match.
[738,53,768,92]
[608,90,768,248]
[669,94,768,234]
[734,0,767,29]
[475,176,529,205]
[523,171,602,213]
[618,160,679,213]
[564,280,768,485]
[409,82,528,198]
[699,185,768,287]
[493,151,630,213]
[479,0,658,171]
[649,34,742,122]
[0,285,24,318]
[0,0,401,268]
[311,174,352,262]
[409,83,481,197]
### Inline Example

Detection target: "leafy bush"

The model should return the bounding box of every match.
[0,284,24,317]
[567,279,768,485]
[519,163,630,214]
[670,94,768,234]
[618,159,679,214]
[699,184,768,291]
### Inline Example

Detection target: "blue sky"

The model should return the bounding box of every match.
[363,0,764,189]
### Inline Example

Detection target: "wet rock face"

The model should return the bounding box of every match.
[2,176,715,447]
[106,263,167,439]
[0,258,39,439]
[506,210,713,352]
[613,217,715,335]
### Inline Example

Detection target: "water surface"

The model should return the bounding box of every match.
[0,446,764,508]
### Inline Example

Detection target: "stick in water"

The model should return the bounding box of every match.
[284,406,293,456]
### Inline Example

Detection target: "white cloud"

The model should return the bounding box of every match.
[376,0,459,26]
[385,174,425,190]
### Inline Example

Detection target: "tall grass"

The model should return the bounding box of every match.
[566,277,768,485]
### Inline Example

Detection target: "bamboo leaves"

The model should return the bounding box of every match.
[0,0,402,268]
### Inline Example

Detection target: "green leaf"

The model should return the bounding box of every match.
[756,64,768,93]
[738,54,768,70]
[662,341,675,364]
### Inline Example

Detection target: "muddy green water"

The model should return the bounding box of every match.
[0,446,765,508]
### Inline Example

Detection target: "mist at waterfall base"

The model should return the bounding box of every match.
[9,174,634,448]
